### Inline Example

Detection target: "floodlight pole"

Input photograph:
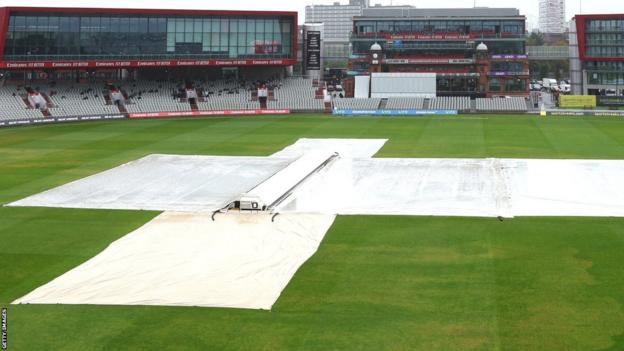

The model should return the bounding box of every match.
[579,0,582,14]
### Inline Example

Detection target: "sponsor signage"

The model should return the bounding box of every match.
[0,59,297,70]
[491,54,529,59]
[488,71,530,76]
[437,72,480,77]
[387,34,471,40]
[129,109,291,119]
[0,114,125,128]
[305,31,322,71]
[546,110,624,117]
[597,96,624,107]
[384,58,474,65]
[559,95,597,108]
[333,109,458,116]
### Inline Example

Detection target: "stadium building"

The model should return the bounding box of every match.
[345,7,530,98]
[0,7,297,78]
[0,6,542,123]
[569,14,624,100]
[0,7,344,121]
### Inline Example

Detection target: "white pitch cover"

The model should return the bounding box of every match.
[243,151,337,209]
[8,154,293,212]
[9,139,624,311]
[13,212,336,310]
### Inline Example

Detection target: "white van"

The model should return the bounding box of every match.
[559,82,571,93]
[542,78,558,90]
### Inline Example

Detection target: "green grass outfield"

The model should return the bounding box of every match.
[1,114,624,351]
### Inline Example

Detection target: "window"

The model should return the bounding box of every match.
[3,13,293,60]
[482,21,499,33]
[194,19,203,33]
[489,79,502,91]
[446,21,465,33]
[505,79,526,92]
[430,21,447,33]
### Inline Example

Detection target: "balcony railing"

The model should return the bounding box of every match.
[586,27,624,33]
[384,43,474,51]
[526,46,569,60]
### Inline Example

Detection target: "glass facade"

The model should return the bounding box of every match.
[586,19,624,32]
[505,79,527,92]
[351,18,526,55]
[354,19,525,36]
[585,61,624,86]
[584,19,624,58]
[2,13,295,61]
[351,39,524,56]
[491,61,525,73]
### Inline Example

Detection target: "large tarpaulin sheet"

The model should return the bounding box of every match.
[270,138,387,159]
[8,155,292,212]
[8,139,624,217]
[245,151,337,208]
[13,212,336,310]
[8,139,387,212]
[9,138,624,311]
[279,158,624,217]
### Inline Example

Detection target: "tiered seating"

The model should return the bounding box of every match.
[46,84,120,117]
[476,97,528,112]
[386,97,425,110]
[334,98,381,110]
[125,98,191,114]
[428,97,471,111]
[0,89,43,120]
[2,78,537,121]
[197,80,259,111]
[268,78,324,111]
[123,81,191,114]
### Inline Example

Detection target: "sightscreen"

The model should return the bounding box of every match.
[371,72,436,98]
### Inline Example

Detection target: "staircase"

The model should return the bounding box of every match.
[189,100,199,111]
[378,98,388,109]
[324,101,332,113]
[423,98,431,110]
[117,104,128,114]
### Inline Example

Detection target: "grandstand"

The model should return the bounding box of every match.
[476,97,529,112]
[0,88,45,120]
[0,6,540,124]
[385,98,426,110]
[0,77,334,121]
[268,78,325,111]
[429,97,472,111]
[1,79,540,121]
[197,80,259,112]
[46,83,121,117]
[334,98,382,110]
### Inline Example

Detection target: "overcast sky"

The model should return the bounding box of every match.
[5,0,624,30]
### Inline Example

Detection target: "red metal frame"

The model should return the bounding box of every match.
[0,8,8,59]
[0,6,298,69]
[574,14,624,62]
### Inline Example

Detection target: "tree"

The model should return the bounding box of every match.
[527,32,545,46]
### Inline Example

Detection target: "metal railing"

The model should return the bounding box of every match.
[526,46,569,60]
